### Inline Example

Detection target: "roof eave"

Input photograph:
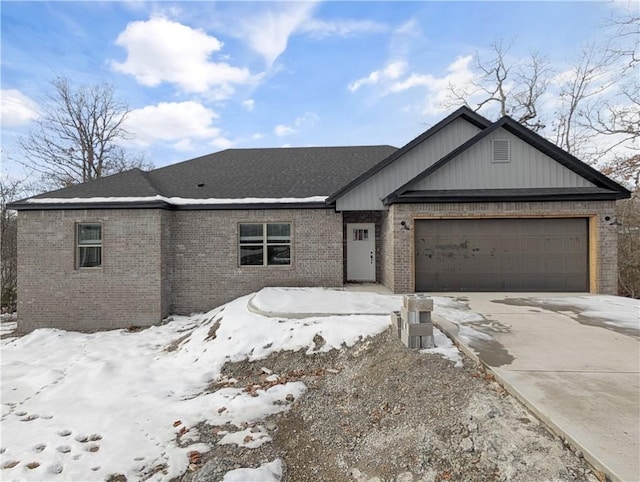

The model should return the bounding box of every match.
[385,190,625,205]
[8,201,331,211]
[7,201,172,211]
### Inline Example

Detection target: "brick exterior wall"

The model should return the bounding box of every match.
[17,208,344,331]
[379,210,394,291]
[16,199,618,332]
[169,208,343,314]
[386,201,618,295]
[17,209,164,332]
[342,211,382,283]
[160,210,174,318]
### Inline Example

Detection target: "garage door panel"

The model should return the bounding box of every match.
[415,218,588,292]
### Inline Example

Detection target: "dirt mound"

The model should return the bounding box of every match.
[183,328,597,482]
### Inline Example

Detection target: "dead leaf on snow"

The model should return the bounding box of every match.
[187,451,200,464]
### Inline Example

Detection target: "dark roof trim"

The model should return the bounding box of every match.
[389,188,624,204]
[502,119,631,196]
[325,106,492,204]
[7,200,171,211]
[8,201,330,211]
[384,116,632,204]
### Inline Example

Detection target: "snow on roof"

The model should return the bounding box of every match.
[25,195,328,205]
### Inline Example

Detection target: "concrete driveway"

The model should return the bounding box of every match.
[433,293,640,482]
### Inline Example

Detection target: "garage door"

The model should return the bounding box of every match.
[415,218,588,292]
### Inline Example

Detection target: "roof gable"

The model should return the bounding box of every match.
[384,116,631,203]
[413,127,595,190]
[327,106,492,205]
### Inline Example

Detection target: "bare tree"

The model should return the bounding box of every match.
[18,77,151,189]
[0,178,26,312]
[510,52,551,131]
[614,188,640,299]
[601,154,640,189]
[440,6,640,160]
[582,8,640,158]
[603,6,639,71]
[551,44,615,158]
[445,40,551,132]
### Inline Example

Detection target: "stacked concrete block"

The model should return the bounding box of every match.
[397,294,435,349]
[390,311,401,338]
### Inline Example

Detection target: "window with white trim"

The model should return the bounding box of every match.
[77,223,102,268]
[239,223,291,266]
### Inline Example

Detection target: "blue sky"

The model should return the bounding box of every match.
[0,1,632,179]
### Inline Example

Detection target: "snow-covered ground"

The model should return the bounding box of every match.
[250,287,401,315]
[0,288,465,482]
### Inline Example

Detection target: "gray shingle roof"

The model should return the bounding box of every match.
[21,145,397,206]
[28,168,160,199]
[150,146,397,199]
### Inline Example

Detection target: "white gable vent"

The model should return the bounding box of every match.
[492,139,510,163]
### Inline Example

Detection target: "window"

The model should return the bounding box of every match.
[353,228,369,241]
[492,139,510,163]
[77,223,102,268]
[239,223,291,266]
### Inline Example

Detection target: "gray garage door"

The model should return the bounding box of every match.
[415,218,588,292]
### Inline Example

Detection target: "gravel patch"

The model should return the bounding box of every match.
[181,327,598,482]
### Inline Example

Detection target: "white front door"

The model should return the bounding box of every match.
[346,223,375,281]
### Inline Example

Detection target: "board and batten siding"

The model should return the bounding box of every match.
[336,117,483,211]
[413,128,596,190]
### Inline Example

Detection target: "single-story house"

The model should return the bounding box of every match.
[9,107,631,332]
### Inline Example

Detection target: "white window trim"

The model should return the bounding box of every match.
[238,222,292,267]
[76,222,103,269]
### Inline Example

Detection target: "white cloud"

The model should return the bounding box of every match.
[242,99,255,111]
[274,124,296,137]
[299,19,387,39]
[1,89,39,127]
[210,137,233,150]
[348,61,408,92]
[236,3,316,66]
[111,16,255,96]
[124,101,223,147]
[388,55,476,115]
[231,3,386,66]
[172,139,195,152]
[273,112,318,137]
[348,54,477,116]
